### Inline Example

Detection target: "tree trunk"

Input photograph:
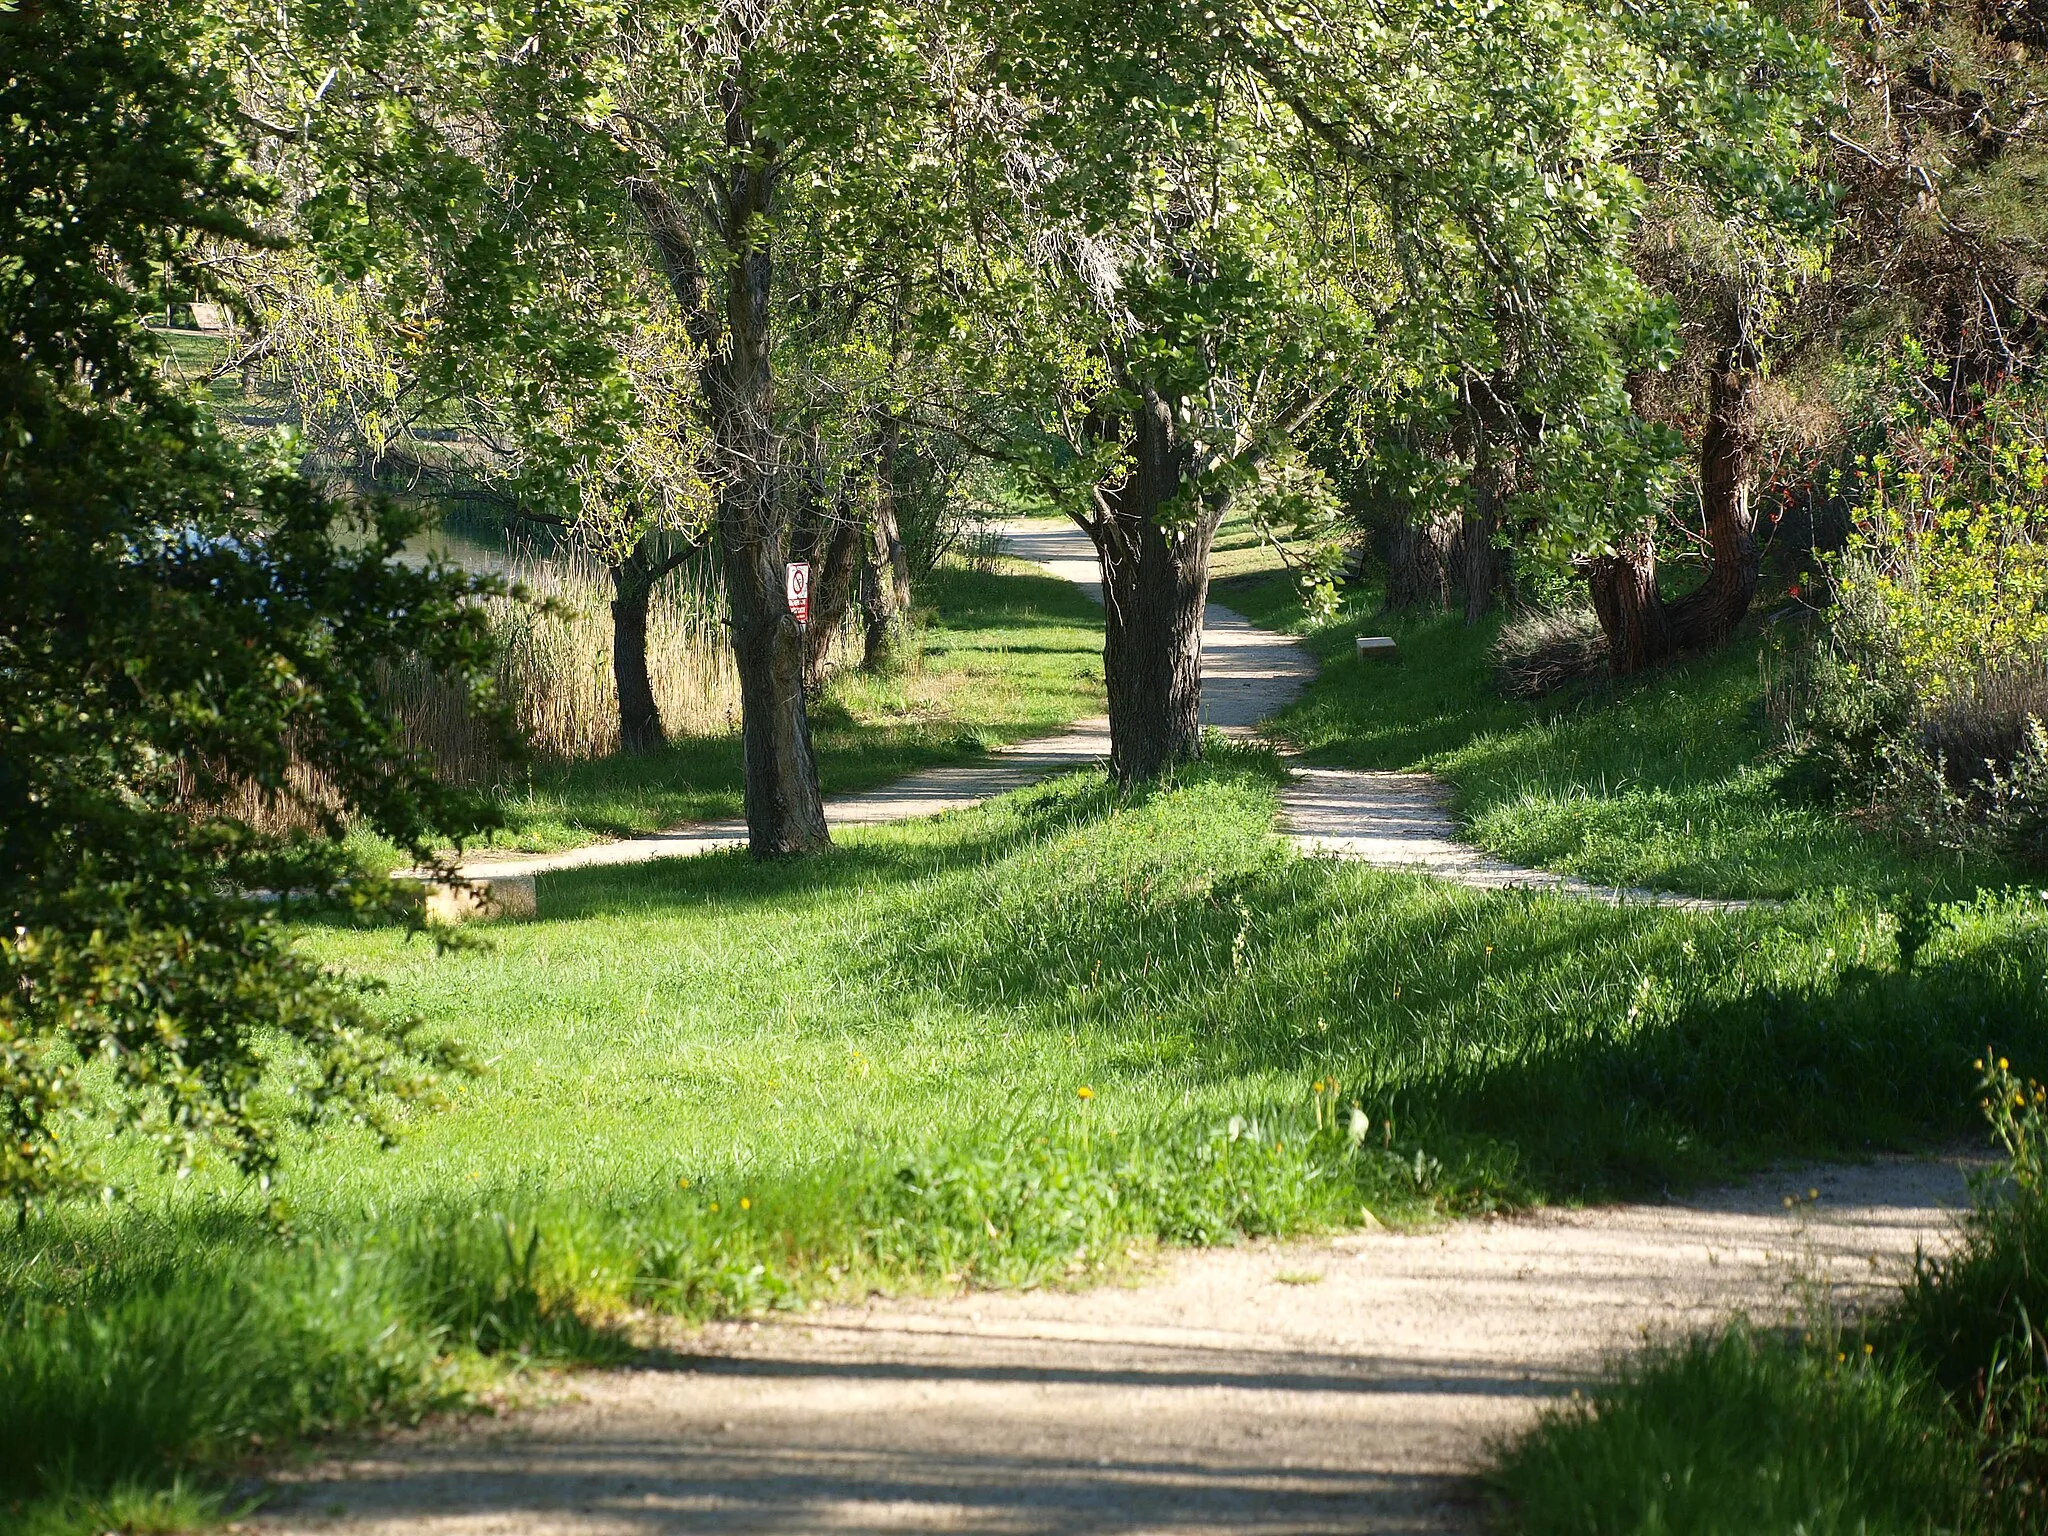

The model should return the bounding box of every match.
[1094,386,1218,785]
[610,536,664,753]
[804,512,861,685]
[874,415,913,616]
[1663,357,1761,651]
[1585,523,1669,674]
[630,82,828,856]
[715,239,828,855]
[1585,349,1761,675]
[1462,376,1516,627]
[861,421,913,670]
[1383,507,1448,612]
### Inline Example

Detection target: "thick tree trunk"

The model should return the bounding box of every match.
[714,233,828,854]
[861,423,914,670]
[1462,375,1516,627]
[1585,523,1669,674]
[1585,350,1761,675]
[610,537,664,753]
[1383,507,1449,612]
[1093,386,1218,785]
[629,83,828,856]
[1663,358,1761,651]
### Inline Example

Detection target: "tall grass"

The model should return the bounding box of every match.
[382,546,741,779]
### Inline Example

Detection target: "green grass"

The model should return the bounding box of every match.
[451,558,1106,855]
[1490,1072,2048,1536]
[1489,1328,1992,1535]
[11,532,2041,1529]
[8,748,2047,1526]
[1219,571,2015,901]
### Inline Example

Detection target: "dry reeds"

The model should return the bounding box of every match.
[383,547,740,781]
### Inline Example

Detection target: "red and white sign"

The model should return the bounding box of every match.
[785,561,811,624]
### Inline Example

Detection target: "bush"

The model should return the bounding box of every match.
[1775,371,2048,866]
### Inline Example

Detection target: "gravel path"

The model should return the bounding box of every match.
[258,1159,1971,1535]
[445,520,1315,893]
[452,519,1726,912]
[273,524,1971,1532]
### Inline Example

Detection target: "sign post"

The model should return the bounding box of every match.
[785,561,811,625]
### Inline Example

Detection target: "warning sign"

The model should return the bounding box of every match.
[785,561,811,624]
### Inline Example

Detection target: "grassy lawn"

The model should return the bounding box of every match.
[9,743,2046,1528]
[12,527,2044,1532]
[1219,570,2017,902]
[408,556,1107,857]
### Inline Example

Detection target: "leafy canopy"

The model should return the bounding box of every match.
[0,0,510,1213]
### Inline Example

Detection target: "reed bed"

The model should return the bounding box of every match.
[383,547,741,781]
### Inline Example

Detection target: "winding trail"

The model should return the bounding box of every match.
[266,524,1966,1534]
[259,1161,1970,1535]
[449,519,1746,915]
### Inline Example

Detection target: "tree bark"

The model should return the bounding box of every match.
[861,419,913,670]
[1461,375,1516,627]
[629,80,827,857]
[1091,384,1218,785]
[610,536,664,753]
[1382,505,1460,613]
[804,511,861,685]
[713,232,828,854]
[1585,523,1669,674]
[1663,357,1761,651]
[1585,349,1761,674]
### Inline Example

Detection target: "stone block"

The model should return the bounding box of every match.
[417,873,537,924]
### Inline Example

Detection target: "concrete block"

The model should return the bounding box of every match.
[1356,635,1397,657]
[418,873,537,924]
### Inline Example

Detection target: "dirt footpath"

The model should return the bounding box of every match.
[257,1157,1969,1536]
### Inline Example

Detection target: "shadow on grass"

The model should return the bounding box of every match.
[856,802,2048,1202]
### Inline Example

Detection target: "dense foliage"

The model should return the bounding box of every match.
[1777,369,2048,866]
[0,1,509,1213]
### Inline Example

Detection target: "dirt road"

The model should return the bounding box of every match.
[258,1159,1967,1535]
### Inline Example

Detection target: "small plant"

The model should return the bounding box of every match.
[1892,890,1938,972]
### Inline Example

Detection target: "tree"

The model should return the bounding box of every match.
[0,0,507,1214]
[218,0,972,853]
[208,29,715,757]
[959,2,1374,782]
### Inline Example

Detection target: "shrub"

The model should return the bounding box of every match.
[1776,371,2048,865]
[1,2,500,1216]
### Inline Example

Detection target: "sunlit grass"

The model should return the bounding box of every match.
[455,557,1107,855]
[1221,571,2017,899]
[9,750,2044,1526]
